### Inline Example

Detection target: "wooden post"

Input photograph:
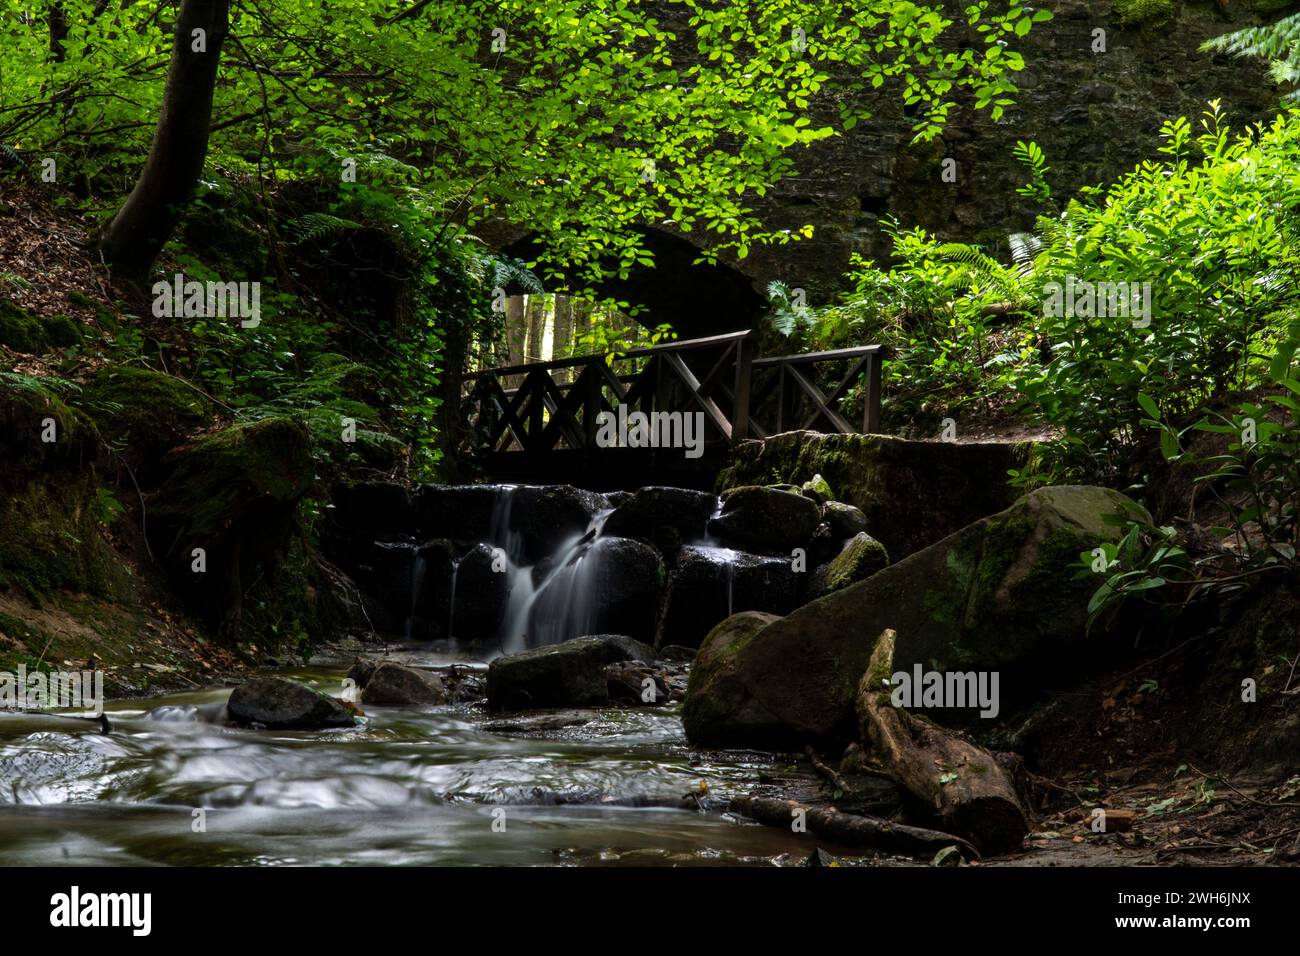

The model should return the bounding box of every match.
[732,336,753,442]
[863,351,883,434]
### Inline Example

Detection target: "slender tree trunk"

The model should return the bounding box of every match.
[503,294,526,387]
[552,294,574,382]
[100,0,231,280]
[525,294,547,363]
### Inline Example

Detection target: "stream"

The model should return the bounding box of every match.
[0,650,816,867]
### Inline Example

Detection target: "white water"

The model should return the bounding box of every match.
[500,509,613,653]
[418,487,745,653]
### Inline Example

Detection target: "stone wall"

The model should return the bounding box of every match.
[734,0,1285,300]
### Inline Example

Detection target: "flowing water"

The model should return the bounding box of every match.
[0,652,814,866]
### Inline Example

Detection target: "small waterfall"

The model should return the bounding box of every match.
[446,557,459,641]
[682,544,741,619]
[501,509,613,652]
[405,550,428,641]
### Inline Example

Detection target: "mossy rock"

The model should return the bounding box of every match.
[812,531,889,598]
[149,417,314,641]
[682,486,1139,747]
[0,380,118,601]
[77,367,212,461]
[1113,0,1175,25]
[682,611,787,746]
[0,301,83,354]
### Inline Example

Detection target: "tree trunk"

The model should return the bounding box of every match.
[525,293,547,363]
[99,0,231,280]
[855,628,1029,855]
[552,295,574,382]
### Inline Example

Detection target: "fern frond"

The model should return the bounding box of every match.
[284,213,362,245]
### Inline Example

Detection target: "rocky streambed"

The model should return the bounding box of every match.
[0,648,839,867]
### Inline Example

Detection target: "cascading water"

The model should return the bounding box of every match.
[501,509,613,653]
[405,551,428,641]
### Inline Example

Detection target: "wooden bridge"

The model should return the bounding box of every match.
[465,330,884,489]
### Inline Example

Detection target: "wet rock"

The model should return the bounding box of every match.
[414,541,509,643]
[822,500,869,539]
[509,485,609,562]
[659,644,697,662]
[350,539,419,632]
[360,662,448,706]
[605,660,671,706]
[811,531,889,598]
[603,486,718,540]
[707,486,820,555]
[486,634,656,710]
[227,677,355,729]
[346,658,377,688]
[684,486,1140,747]
[482,713,593,733]
[658,546,798,648]
[527,537,663,646]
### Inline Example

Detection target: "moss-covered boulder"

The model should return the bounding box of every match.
[718,431,1036,560]
[707,485,820,555]
[811,531,889,598]
[682,611,786,746]
[149,417,313,641]
[0,301,82,354]
[682,486,1138,747]
[77,367,212,463]
[0,379,117,601]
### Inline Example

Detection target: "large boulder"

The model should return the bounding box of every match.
[487,634,657,709]
[811,532,889,598]
[659,546,798,648]
[718,431,1036,559]
[526,537,663,646]
[706,486,820,555]
[360,662,448,706]
[227,677,355,729]
[508,485,609,562]
[683,486,1138,747]
[603,486,718,541]
[681,611,787,745]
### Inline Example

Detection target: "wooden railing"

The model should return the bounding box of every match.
[466,330,884,456]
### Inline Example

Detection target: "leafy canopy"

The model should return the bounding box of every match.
[1,0,1041,284]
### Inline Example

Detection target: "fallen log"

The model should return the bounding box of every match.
[855,628,1029,855]
[731,795,979,860]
